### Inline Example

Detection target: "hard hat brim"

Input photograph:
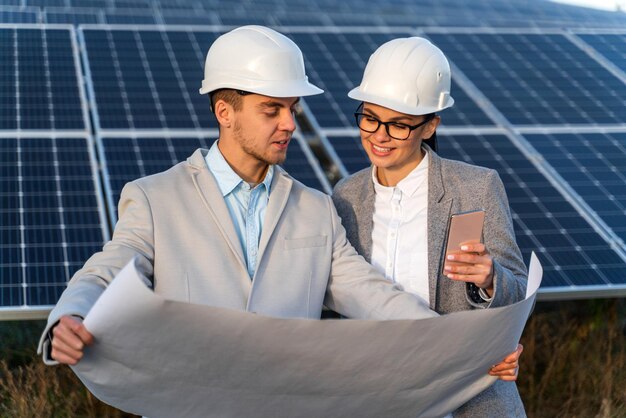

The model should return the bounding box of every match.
[200,78,323,97]
[348,87,454,116]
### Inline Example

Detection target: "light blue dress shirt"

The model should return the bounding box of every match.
[205,142,273,279]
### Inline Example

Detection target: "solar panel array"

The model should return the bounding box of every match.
[1,0,626,318]
[4,0,626,28]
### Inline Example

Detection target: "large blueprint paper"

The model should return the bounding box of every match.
[73,254,542,418]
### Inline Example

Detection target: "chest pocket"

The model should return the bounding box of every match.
[284,235,327,250]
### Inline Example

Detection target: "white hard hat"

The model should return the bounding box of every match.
[348,37,454,115]
[199,25,323,97]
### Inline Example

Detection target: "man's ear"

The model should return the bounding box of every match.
[214,99,233,129]
[422,115,441,140]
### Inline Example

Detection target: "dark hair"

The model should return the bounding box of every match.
[422,113,437,152]
[423,131,438,153]
[210,89,244,112]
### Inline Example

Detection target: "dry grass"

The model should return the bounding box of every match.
[519,299,626,418]
[0,321,132,417]
[0,359,130,417]
[1,300,624,417]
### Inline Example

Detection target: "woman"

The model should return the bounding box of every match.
[332,37,528,417]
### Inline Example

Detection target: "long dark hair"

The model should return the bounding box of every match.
[423,131,438,153]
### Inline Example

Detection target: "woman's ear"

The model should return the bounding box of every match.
[422,115,441,140]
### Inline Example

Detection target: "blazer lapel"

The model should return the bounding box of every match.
[186,149,247,270]
[427,149,452,310]
[256,166,293,267]
[357,168,376,262]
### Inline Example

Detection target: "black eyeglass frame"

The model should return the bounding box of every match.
[353,103,435,141]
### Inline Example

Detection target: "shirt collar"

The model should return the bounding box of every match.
[205,141,274,196]
[372,149,429,199]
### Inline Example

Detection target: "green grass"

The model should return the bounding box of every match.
[1,300,624,417]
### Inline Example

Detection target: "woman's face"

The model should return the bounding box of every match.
[359,102,439,184]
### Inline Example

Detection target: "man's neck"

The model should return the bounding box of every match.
[217,139,269,184]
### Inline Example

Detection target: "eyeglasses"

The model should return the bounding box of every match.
[353,104,435,141]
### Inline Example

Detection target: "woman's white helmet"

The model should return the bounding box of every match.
[349,37,454,115]
[199,25,323,97]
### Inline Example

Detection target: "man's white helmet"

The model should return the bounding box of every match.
[199,25,323,97]
[348,37,454,115]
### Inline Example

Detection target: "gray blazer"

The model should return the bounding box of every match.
[39,148,436,363]
[332,146,527,417]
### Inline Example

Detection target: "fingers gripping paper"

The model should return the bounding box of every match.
[73,254,542,418]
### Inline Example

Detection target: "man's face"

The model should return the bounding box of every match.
[359,102,437,175]
[231,94,300,166]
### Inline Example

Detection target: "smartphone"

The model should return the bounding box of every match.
[442,209,485,273]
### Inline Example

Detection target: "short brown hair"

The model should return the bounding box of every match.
[210,89,243,112]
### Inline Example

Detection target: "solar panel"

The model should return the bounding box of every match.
[112,0,152,9]
[0,7,39,24]
[523,131,626,249]
[426,31,626,126]
[99,135,329,223]
[69,0,108,8]
[81,28,218,130]
[326,135,370,174]
[0,137,108,319]
[28,0,66,7]
[577,33,626,74]
[218,15,273,26]
[273,12,329,26]
[105,11,157,25]
[161,12,217,25]
[44,10,102,24]
[438,133,626,298]
[0,27,86,131]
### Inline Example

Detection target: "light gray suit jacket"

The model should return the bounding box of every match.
[332,146,528,417]
[39,148,436,363]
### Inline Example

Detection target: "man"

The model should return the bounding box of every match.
[332,37,527,416]
[38,26,518,387]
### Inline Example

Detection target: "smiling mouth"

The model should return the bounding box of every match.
[372,143,392,153]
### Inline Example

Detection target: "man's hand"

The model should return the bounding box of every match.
[443,242,494,296]
[489,344,523,381]
[50,315,94,365]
